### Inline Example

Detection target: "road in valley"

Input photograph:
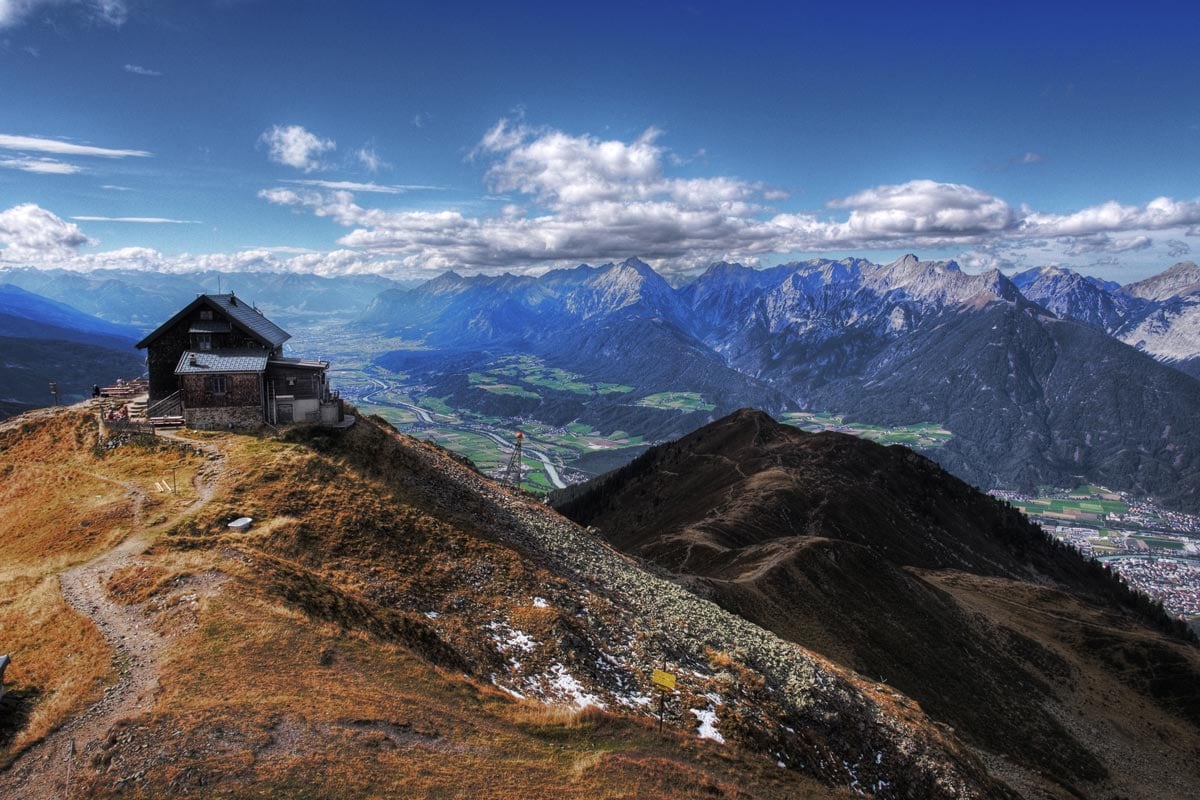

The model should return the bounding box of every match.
[357,376,567,489]
[473,429,567,490]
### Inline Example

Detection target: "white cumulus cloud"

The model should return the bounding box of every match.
[355,146,386,172]
[251,119,1200,276]
[1020,197,1200,238]
[259,125,336,172]
[1062,234,1153,256]
[0,203,93,262]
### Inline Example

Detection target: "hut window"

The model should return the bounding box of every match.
[195,334,212,351]
[199,309,213,321]
[207,375,228,395]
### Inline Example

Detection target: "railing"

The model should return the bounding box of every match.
[146,390,183,419]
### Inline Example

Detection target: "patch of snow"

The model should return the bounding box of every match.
[546,662,606,709]
[489,675,525,700]
[690,706,725,744]
[424,610,439,619]
[532,596,549,608]
[777,760,786,768]
[487,620,538,653]
[615,692,654,708]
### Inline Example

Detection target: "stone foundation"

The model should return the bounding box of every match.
[184,405,263,430]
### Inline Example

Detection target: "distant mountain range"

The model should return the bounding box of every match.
[0,283,144,413]
[554,409,1200,800]
[1014,261,1200,378]
[5,255,1200,509]
[362,255,1200,510]
[0,267,411,330]
[363,259,795,441]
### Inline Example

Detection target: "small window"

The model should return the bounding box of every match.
[207,375,228,395]
[287,377,296,387]
[199,310,213,321]
[195,334,212,351]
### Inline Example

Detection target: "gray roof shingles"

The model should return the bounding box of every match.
[137,293,290,350]
[207,294,290,348]
[175,349,269,374]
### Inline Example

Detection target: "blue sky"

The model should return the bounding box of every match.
[1,0,1199,280]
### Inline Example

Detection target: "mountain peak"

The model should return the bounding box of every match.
[617,256,655,274]
[425,269,465,286]
[702,260,750,276]
[1122,260,1200,301]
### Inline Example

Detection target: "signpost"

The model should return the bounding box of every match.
[64,737,75,800]
[652,666,676,734]
[48,381,59,406]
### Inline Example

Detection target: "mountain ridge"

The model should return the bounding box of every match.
[554,409,1200,800]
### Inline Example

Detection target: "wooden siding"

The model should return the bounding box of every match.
[179,372,263,410]
[266,365,326,400]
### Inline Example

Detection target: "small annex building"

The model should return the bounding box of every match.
[136,293,343,428]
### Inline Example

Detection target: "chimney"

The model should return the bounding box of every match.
[189,353,199,366]
[229,292,237,306]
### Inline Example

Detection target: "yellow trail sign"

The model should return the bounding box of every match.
[652,669,676,691]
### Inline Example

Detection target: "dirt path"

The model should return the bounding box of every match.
[0,428,226,800]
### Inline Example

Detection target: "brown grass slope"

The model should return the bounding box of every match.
[0,405,1022,799]
[555,408,1200,800]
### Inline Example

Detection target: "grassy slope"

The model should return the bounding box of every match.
[0,407,852,799]
[0,409,208,759]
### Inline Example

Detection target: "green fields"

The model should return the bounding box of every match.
[1012,496,1129,520]
[634,391,716,412]
[468,372,542,398]
[345,366,648,493]
[780,412,952,448]
[487,355,633,396]
[1133,535,1186,551]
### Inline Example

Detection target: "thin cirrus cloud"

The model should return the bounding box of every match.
[123,64,162,77]
[281,179,439,194]
[0,133,151,159]
[0,156,85,175]
[0,0,127,29]
[256,118,1200,274]
[71,216,200,224]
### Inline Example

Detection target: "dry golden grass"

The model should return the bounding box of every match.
[0,408,207,764]
[3,408,851,798]
[75,579,844,799]
[0,576,111,758]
